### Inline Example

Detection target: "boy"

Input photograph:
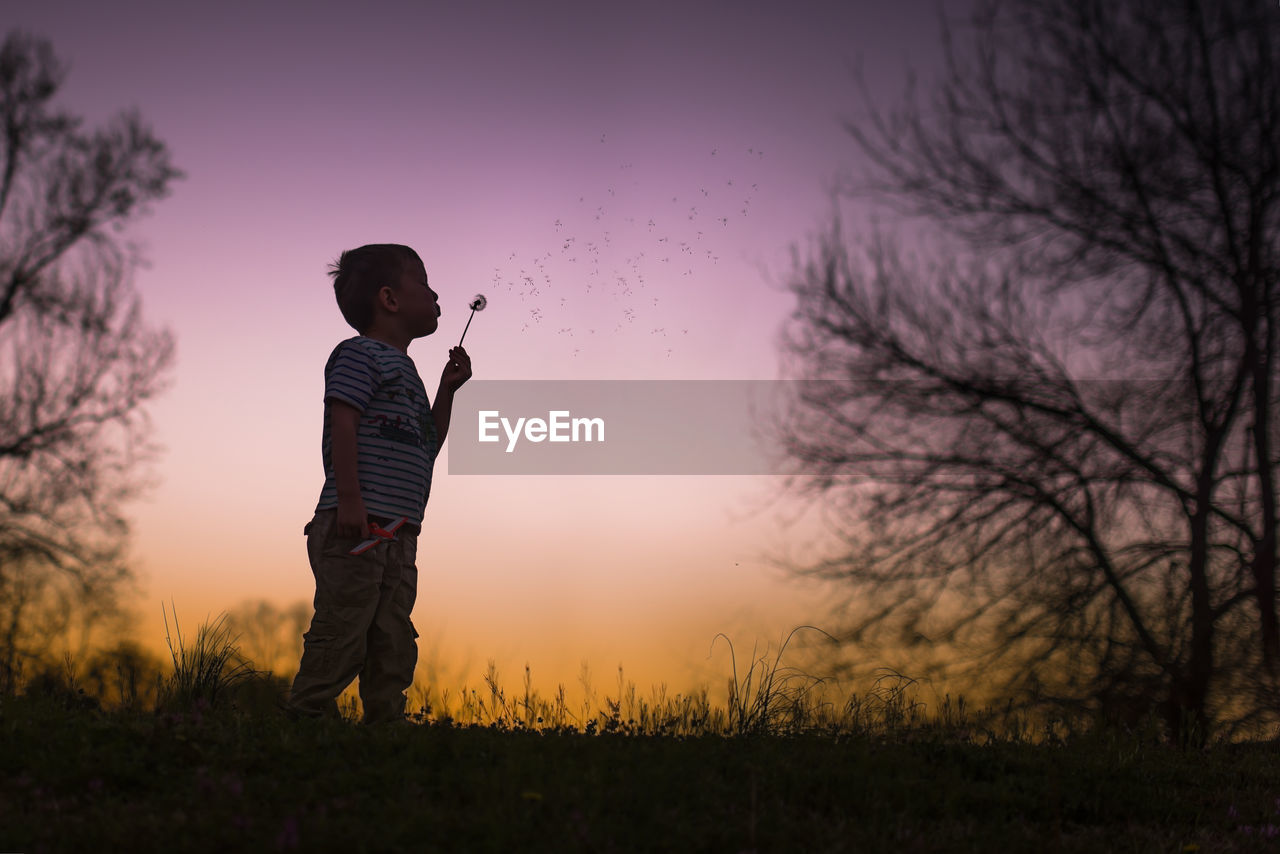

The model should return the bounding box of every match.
[288,243,472,724]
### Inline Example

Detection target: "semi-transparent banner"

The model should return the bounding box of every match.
[446,379,1194,475]
[447,380,791,475]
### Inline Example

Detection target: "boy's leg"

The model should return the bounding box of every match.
[359,530,419,724]
[288,510,388,719]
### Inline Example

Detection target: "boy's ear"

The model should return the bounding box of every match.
[376,284,399,312]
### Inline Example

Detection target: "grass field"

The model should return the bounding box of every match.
[2,621,1279,852]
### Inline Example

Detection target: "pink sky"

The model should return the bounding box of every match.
[8,0,953,694]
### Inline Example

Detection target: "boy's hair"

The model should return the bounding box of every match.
[329,244,422,333]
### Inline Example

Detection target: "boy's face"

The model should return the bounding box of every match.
[394,258,440,337]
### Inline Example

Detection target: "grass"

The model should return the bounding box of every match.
[2,620,1280,852]
[160,603,255,712]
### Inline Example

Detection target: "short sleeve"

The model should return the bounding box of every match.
[323,339,381,412]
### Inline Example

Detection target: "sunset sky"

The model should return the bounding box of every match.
[8,0,956,696]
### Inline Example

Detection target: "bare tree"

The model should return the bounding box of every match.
[779,0,1278,741]
[0,32,180,691]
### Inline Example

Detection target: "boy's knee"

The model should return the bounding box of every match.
[305,605,371,645]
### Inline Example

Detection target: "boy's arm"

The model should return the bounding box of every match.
[432,345,472,447]
[328,399,370,539]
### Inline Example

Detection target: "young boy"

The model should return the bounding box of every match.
[288,243,471,724]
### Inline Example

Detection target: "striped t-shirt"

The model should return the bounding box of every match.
[314,336,439,524]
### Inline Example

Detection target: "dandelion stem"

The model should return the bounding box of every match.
[458,294,486,346]
[459,310,476,346]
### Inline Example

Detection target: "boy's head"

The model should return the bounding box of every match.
[329,244,438,335]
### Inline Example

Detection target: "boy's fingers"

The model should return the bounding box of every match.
[335,516,370,539]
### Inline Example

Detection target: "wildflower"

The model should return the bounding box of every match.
[276,815,300,850]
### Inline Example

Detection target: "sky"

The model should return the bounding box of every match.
[7,0,955,697]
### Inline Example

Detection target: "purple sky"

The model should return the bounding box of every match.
[8,0,957,692]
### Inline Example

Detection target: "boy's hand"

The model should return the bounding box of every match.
[441,346,472,392]
[335,495,370,539]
